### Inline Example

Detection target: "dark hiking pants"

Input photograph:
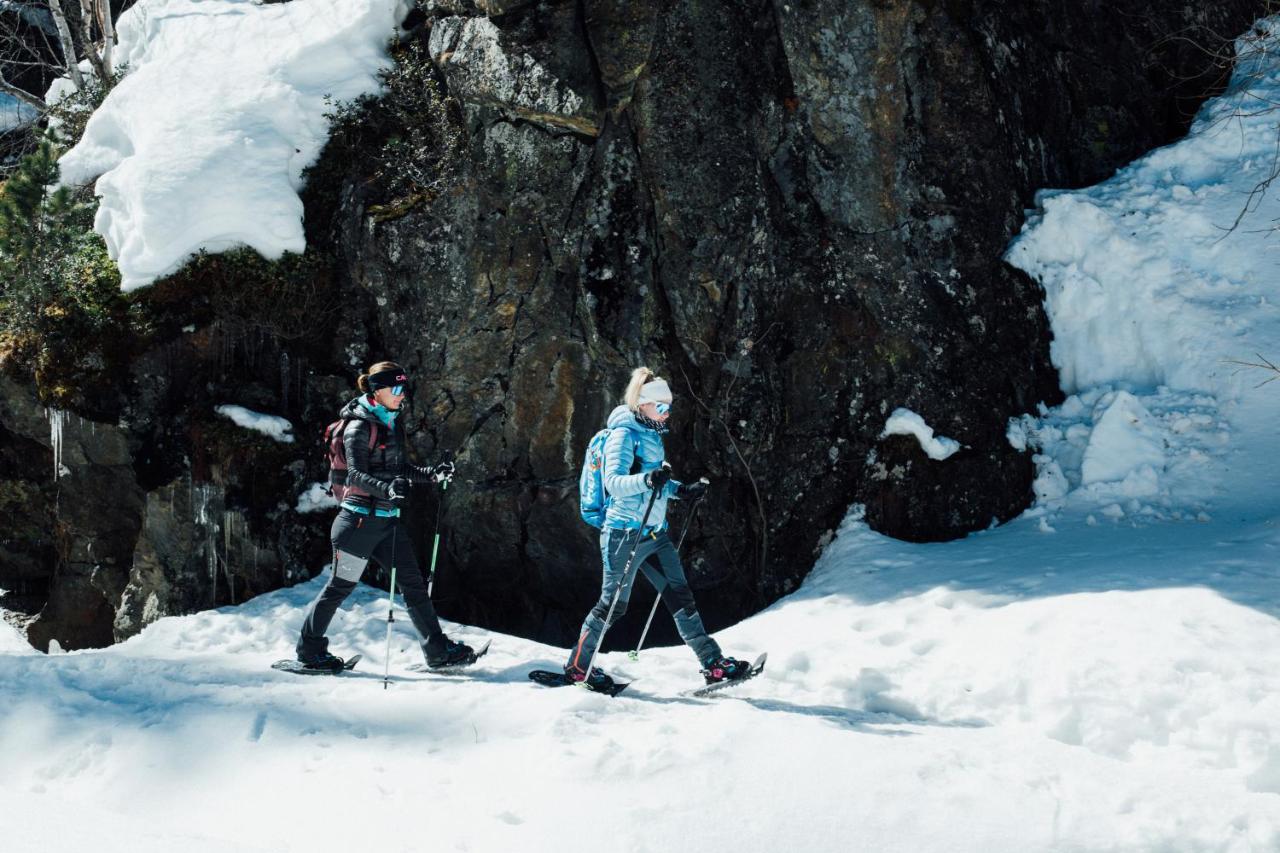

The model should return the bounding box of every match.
[567,528,721,673]
[297,509,443,661]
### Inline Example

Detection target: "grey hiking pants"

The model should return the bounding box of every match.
[566,528,721,673]
[297,509,443,660]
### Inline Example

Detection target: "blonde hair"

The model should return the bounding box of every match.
[357,360,402,394]
[624,366,660,411]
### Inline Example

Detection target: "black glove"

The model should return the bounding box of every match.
[645,464,672,491]
[431,460,455,483]
[677,479,708,500]
[387,476,412,507]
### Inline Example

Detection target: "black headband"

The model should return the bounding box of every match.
[368,368,409,391]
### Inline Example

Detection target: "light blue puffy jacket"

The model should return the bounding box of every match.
[602,404,682,532]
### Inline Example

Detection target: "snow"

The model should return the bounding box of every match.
[0,610,28,653]
[7,13,1280,853]
[295,482,337,513]
[1004,25,1280,398]
[1078,391,1165,487]
[881,407,962,460]
[54,0,408,290]
[214,404,294,444]
[4,510,1280,851]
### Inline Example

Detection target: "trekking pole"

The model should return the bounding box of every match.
[382,518,399,690]
[427,477,449,598]
[629,478,708,661]
[577,466,665,687]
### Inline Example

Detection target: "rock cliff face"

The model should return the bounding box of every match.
[0,0,1263,650]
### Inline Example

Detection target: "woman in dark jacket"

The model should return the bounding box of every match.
[295,360,479,671]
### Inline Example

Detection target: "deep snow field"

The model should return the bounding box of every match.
[6,5,1280,852]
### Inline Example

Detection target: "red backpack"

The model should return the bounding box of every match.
[324,417,381,502]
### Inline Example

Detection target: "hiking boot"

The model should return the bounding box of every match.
[297,649,345,673]
[700,656,752,685]
[564,663,614,692]
[425,635,476,669]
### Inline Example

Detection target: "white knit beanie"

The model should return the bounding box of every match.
[637,378,673,405]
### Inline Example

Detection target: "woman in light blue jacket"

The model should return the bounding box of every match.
[564,367,751,691]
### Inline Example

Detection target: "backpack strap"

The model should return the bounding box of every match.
[340,416,380,450]
[331,418,381,481]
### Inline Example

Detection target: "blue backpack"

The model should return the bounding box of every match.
[579,428,637,528]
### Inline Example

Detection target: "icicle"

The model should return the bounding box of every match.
[46,408,68,481]
[280,352,291,412]
[192,482,220,603]
[194,482,211,526]
[222,510,237,605]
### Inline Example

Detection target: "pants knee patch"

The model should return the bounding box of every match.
[328,576,358,593]
[333,550,368,583]
[663,584,695,613]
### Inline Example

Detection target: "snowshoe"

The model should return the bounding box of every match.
[425,635,479,669]
[407,640,491,673]
[700,655,754,685]
[527,665,631,697]
[568,664,616,691]
[685,652,767,698]
[272,653,362,676]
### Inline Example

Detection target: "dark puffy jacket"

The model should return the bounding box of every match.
[337,396,438,513]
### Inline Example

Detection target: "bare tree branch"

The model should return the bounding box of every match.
[677,335,772,575]
[1208,7,1280,241]
[99,0,114,73]
[1224,353,1280,387]
[0,72,47,111]
[77,0,109,81]
[47,0,82,90]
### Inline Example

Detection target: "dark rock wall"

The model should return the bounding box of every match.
[0,0,1263,650]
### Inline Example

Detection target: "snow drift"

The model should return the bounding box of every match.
[55,0,408,290]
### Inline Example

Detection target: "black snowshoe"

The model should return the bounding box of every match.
[700,656,754,685]
[425,635,480,669]
[272,652,362,676]
[527,664,631,697]
[686,652,767,697]
[407,640,491,672]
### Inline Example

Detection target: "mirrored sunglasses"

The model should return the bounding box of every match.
[654,401,671,415]
[390,384,405,396]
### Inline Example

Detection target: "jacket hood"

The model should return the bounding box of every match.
[608,403,670,435]
[607,404,640,431]
[339,396,377,422]
[338,395,401,427]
